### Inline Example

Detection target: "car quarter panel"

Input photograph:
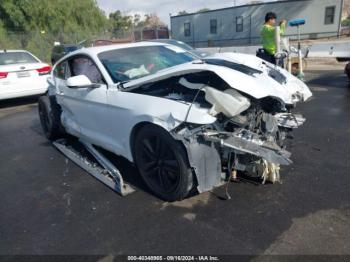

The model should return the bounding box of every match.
[103,88,216,162]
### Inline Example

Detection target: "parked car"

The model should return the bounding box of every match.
[146,39,211,58]
[51,44,82,65]
[0,50,51,100]
[345,61,350,79]
[39,42,311,201]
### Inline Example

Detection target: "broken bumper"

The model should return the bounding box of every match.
[177,112,306,193]
[201,131,292,166]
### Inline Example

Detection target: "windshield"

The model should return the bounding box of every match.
[0,52,38,65]
[98,45,196,83]
[169,40,194,51]
[147,39,194,51]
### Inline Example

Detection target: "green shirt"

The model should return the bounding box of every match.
[261,23,286,55]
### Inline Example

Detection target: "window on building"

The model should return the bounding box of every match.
[210,19,217,34]
[324,6,335,25]
[236,16,243,32]
[184,22,191,37]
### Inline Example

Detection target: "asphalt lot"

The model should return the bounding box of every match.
[0,70,350,256]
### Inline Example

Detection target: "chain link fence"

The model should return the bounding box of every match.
[0,27,169,63]
[0,31,106,62]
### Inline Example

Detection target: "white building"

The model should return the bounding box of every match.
[170,0,344,47]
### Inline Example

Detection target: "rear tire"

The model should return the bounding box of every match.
[134,125,193,201]
[38,95,65,140]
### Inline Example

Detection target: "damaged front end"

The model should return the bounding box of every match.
[172,104,300,193]
[167,77,306,193]
[125,61,310,193]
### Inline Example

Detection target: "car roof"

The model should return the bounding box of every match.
[53,44,78,49]
[55,44,80,48]
[0,50,31,53]
[145,39,193,50]
[147,39,185,44]
[78,41,168,56]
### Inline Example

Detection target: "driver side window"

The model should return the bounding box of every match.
[68,56,104,84]
[54,61,68,79]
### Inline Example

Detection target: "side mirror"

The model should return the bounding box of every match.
[66,75,99,88]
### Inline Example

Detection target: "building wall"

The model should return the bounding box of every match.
[170,0,343,47]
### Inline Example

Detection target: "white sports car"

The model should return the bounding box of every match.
[0,50,51,100]
[39,42,312,201]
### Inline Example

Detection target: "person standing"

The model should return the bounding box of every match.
[259,12,286,65]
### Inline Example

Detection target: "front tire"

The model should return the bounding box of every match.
[38,95,65,140]
[134,125,193,201]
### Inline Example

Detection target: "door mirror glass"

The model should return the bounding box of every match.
[66,75,99,88]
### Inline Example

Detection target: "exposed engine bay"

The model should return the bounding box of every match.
[129,70,306,192]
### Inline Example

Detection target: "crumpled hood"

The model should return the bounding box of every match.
[207,52,313,104]
[123,60,295,104]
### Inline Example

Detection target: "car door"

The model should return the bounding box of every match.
[53,55,109,145]
[52,59,81,133]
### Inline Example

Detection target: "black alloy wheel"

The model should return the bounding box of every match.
[134,125,193,201]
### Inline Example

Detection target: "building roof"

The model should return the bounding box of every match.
[171,0,313,18]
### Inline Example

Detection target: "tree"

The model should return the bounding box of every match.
[109,10,132,33]
[178,10,188,15]
[0,0,109,61]
[144,13,165,27]
[343,0,350,20]
[197,8,210,13]
[0,0,108,34]
[342,18,350,27]
[133,14,142,26]
[133,13,165,28]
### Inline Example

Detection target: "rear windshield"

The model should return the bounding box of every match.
[0,52,38,65]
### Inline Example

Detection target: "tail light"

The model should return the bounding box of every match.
[0,72,8,79]
[36,66,51,75]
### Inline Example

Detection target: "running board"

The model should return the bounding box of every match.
[53,139,135,196]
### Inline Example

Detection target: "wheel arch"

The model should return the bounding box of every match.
[129,121,190,165]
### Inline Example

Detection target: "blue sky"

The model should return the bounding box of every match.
[96,0,275,25]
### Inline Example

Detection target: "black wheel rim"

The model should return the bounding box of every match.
[138,136,180,194]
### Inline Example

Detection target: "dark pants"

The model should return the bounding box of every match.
[256,48,276,65]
